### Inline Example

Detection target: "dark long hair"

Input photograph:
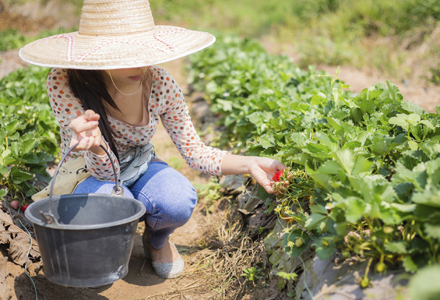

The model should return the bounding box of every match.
[67,69,120,161]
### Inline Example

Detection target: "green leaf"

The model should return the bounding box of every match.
[419,120,435,131]
[259,134,276,149]
[408,140,418,151]
[0,165,8,175]
[425,224,440,240]
[257,185,273,201]
[305,143,331,156]
[289,153,312,166]
[342,141,362,150]
[310,204,329,215]
[325,117,344,136]
[276,272,298,281]
[0,188,7,199]
[412,189,440,208]
[371,140,389,156]
[206,81,218,93]
[247,145,264,156]
[332,87,343,105]
[21,153,40,164]
[352,157,373,175]
[386,80,402,102]
[409,265,440,300]
[334,149,355,175]
[313,237,336,261]
[351,107,363,123]
[407,113,421,124]
[401,100,426,115]
[389,116,409,130]
[216,99,232,111]
[390,203,416,213]
[311,94,325,106]
[283,229,311,258]
[9,167,33,184]
[384,241,407,254]
[402,256,418,273]
[5,119,20,134]
[315,132,338,152]
[306,163,334,191]
[317,160,341,175]
[305,213,327,230]
[290,133,308,147]
[344,197,366,223]
[35,152,54,163]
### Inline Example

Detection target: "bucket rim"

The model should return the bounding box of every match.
[25,194,146,230]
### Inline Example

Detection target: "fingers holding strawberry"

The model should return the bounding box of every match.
[248,157,286,194]
[272,170,290,196]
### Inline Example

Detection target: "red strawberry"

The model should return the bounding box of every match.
[21,204,29,213]
[272,170,283,182]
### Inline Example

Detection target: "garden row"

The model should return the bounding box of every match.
[186,35,440,298]
[0,66,59,202]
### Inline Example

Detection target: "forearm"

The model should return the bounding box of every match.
[220,153,258,175]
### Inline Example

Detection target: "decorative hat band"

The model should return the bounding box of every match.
[19,0,215,69]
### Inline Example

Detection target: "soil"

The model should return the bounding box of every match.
[0,0,78,34]
[0,1,53,34]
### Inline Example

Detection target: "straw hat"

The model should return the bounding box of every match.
[19,0,215,69]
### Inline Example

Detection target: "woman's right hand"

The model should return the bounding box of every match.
[68,110,104,153]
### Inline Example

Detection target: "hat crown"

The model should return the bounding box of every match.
[79,0,155,36]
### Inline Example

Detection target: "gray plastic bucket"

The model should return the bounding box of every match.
[25,144,146,287]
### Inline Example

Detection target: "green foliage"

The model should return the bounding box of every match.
[0,28,76,52]
[151,0,440,38]
[241,267,262,282]
[152,0,301,37]
[194,179,222,214]
[277,0,440,79]
[276,271,298,281]
[150,0,440,79]
[409,265,440,300]
[187,34,440,279]
[0,66,60,197]
[431,63,440,85]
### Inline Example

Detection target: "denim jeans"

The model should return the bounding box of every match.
[73,161,197,249]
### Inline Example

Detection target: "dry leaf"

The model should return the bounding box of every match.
[0,257,12,300]
[0,207,40,266]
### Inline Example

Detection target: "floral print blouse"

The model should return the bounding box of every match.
[47,66,227,181]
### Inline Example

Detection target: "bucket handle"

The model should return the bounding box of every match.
[40,142,123,225]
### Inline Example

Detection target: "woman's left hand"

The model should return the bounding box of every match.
[248,157,286,194]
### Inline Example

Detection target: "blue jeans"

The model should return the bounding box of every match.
[73,161,197,249]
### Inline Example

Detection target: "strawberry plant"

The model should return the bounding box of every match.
[187,34,440,280]
[0,66,60,198]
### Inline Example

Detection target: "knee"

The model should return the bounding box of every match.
[137,167,198,228]
[157,180,197,228]
[169,186,197,225]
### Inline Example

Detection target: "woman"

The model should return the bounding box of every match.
[20,0,285,279]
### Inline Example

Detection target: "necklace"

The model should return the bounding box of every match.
[107,70,146,96]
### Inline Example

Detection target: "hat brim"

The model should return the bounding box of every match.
[19,25,215,70]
